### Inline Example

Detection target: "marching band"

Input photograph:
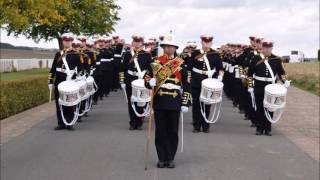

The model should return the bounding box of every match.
[48,32,290,168]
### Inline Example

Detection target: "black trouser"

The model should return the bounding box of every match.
[255,93,272,132]
[54,87,74,127]
[191,87,210,131]
[154,110,180,162]
[101,69,113,96]
[112,63,120,90]
[93,73,103,102]
[244,90,256,124]
[126,85,144,128]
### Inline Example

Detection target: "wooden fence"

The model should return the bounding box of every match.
[0,59,53,72]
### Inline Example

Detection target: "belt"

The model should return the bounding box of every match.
[56,68,75,74]
[254,75,273,82]
[158,89,178,97]
[127,70,146,76]
[192,67,215,75]
[114,54,122,58]
[160,83,181,90]
[101,58,114,62]
[96,62,101,65]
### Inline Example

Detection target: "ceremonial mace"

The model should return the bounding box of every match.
[144,88,155,171]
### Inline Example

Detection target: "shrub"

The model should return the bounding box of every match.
[0,76,51,120]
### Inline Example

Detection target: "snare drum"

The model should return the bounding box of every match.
[200,78,224,104]
[131,79,151,105]
[76,79,89,101]
[86,76,96,96]
[58,80,81,106]
[263,84,287,112]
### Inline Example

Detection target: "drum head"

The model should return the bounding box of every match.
[265,84,287,95]
[86,76,94,84]
[202,78,224,89]
[131,79,145,88]
[58,80,79,93]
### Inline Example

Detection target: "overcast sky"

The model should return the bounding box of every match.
[1,0,319,57]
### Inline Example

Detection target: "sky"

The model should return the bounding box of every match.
[1,0,319,57]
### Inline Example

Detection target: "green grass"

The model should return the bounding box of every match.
[0,68,49,81]
[284,62,320,96]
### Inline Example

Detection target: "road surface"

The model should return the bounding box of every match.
[1,91,318,180]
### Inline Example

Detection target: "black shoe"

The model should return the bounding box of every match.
[136,126,143,130]
[66,126,75,131]
[203,129,210,133]
[129,126,135,130]
[265,131,272,136]
[192,129,200,133]
[157,161,166,168]
[54,126,65,131]
[93,101,98,105]
[84,113,88,117]
[100,97,103,100]
[167,161,175,168]
[256,130,263,136]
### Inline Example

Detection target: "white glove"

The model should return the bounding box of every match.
[120,83,126,89]
[207,71,214,78]
[48,84,53,90]
[149,78,156,87]
[217,75,223,82]
[181,106,189,113]
[248,88,254,93]
[284,80,291,88]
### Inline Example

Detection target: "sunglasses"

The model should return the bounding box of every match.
[62,37,74,41]
[201,38,213,43]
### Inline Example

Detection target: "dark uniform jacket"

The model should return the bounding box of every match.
[120,49,153,86]
[98,47,114,71]
[248,54,287,94]
[144,55,192,111]
[187,48,223,88]
[48,49,83,86]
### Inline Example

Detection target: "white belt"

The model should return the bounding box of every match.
[228,65,234,73]
[127,70,146,76]
[160,83,181,90]
[96,62,101,65]
[192,67,215,75]
[56,68,75,74]
[254,75,273,82]
[222,62,227,68]
[225,64,230,71]
[114,54,122,58]
[101,58,114,62]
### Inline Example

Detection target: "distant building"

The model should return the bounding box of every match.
[289,50,304,63]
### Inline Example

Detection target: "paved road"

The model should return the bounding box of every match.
[1,92,319,180]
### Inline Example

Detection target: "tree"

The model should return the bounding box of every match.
[0,0,120,49]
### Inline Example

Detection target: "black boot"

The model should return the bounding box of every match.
[255,130,263,136]
[265,131,272,136]
[66,126,75,131]
[54,125,65,131]
[157,161,166,168]
[192,128,200,133]
[167,160,175,168]
[203,128,210,133]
